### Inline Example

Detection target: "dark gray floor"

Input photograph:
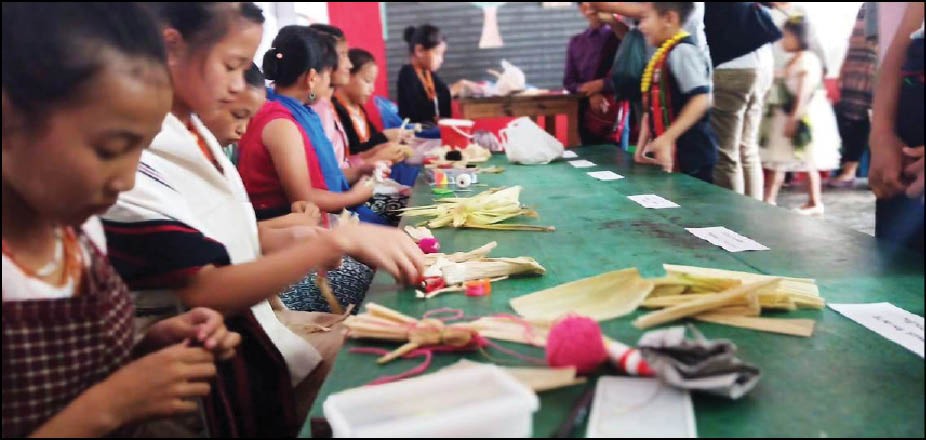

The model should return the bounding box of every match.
[776,177,876,236]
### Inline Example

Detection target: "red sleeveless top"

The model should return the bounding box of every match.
[237,101,328,213]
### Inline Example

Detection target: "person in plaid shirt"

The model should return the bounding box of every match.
[1,3,240,437]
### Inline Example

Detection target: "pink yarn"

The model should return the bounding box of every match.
[418,237,440,254]
[545,315,608,374]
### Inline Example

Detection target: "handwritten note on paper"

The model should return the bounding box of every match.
[829,303,924,358]
[587,171,625,181]
[562,150,578,159]
[686,227,769,252]
[569,159,597,168]
[628,194,680,209]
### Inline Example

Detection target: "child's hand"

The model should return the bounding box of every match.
[349,177,376,202]
[903,146,925,200]
[869,130,907,199]
[94,343,217,426]
[332,223,425,285]
[642,135,674,172]
[589,94,610,115]
[383,128,414,144]
[292,201,322,225]
[146,308,240,360]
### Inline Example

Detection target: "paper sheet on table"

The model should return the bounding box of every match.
[568,159,596,168]
[686,227,769,252]
[587,171,624,181]
[586,376,696,438]
[561,150,578,159]
[628,194,680,209]
[829,303,924,358]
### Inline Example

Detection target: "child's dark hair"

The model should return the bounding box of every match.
[244,63,265,88]
[403,24,443,54]
[652,2,695,24]
[348,49,376,75]
[263,26,337,87]
[308,23,345,41]
[145,2,264,51]
[783,15,811,51]
[2,2,167,130]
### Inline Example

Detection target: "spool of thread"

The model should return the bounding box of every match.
[418,237,441,254]
[545,315,609,374]
[456,173,473,189]
[606,340,653,377]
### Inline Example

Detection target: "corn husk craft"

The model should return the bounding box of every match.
[344,303,553,385]
[508,264,823,337]
[442,359,585,393]
[416,241,546,299]
[635,265,825,337]
[401,186,555,232]
[509,268,654,322]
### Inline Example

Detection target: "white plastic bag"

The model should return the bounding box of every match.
[488,59,525,96]
[500,117,564,165]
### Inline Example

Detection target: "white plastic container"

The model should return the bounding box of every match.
[323,363,539,438]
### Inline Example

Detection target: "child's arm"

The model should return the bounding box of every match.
[869,2,924,199]
[644,93,711,172]
[589,2,645,19]
[262,118,374,212]
[176,224,423,315]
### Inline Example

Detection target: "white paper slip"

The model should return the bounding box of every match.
[829,303,924,358]
[562,150,578,159]
[587,376,696,438]
[686,227,769,252]
[587,171,625,181]
[568,159,597,168]
[628,194,680,209]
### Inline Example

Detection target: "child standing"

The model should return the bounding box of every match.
[760,16,840,213]
[636,2,718,182]
[397,24,454,124]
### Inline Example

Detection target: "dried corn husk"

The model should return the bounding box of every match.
[423,241,498,266]
[664,264,823,308]
[634,279,780,329]
[695,314,816,337]
[401,186,554,232]
[442,257,546,285]
[510,268,654,322]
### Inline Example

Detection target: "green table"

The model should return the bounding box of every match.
[303,145,924,438]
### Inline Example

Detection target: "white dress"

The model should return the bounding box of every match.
[760,52,841,172]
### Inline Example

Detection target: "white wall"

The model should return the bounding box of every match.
[253,2,330,67]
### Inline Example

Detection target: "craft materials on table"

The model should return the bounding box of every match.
[416,241,545,299]
[561,149,579,159]
[510,268,654,322]
[401,186,555,232]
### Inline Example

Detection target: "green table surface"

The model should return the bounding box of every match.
[303,145,924,438]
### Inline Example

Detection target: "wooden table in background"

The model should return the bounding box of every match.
[457,93,582,147]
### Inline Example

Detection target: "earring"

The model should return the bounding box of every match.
[308,90,317,103]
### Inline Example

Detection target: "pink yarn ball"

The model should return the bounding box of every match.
[545,315,608,374]
[418,237,440,254]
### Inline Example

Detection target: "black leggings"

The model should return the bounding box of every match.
[836,113,870,163]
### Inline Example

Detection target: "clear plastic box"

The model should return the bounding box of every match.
[323,363,539,438]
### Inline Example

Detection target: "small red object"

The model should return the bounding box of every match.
[418,237,440,254]
[464,279,492,297]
